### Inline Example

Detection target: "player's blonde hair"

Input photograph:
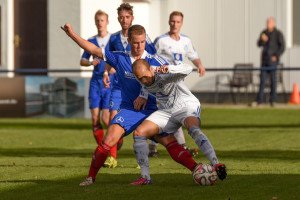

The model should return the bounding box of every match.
[94,10,109,20]
[117,3,133,15]
[128,24,145,39]
[169,11,184,21]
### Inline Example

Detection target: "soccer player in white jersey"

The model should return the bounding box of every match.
[131,59,227,183]
[149,11,206,156]
[80,10,112,149]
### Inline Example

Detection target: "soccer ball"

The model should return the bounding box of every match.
[193,163,218,186]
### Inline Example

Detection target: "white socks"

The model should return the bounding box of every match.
[189,126,219,165]
[133,136,151,180]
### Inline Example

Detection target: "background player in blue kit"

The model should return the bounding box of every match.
[80,10,112,147]
[103,3,157,168]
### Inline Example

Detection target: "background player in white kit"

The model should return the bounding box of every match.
[132,59,227,183]
[149,11,206,156]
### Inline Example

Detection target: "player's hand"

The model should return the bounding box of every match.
[61,23,73,37]
[198,65,206,76]
[91,58,100,66]
[134,97,147,110]
[154,65,169,74]
[103,72,110,88]
[261,33,268,42]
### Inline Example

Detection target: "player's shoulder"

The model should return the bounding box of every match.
[112,50,129,57]
[87,35,98,41]
[180,33,191,40]
[146,52,168,65]
[154,33,169,43]
[110,31,121,39]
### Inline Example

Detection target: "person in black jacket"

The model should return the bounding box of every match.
[257,17,285,106]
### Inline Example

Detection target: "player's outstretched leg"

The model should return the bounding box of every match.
[188,126,227,180]
[79,142,111,186]
[165,140,198,171]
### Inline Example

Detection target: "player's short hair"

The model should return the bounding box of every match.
[132,59,150,75]
[128,25,145,39]
[117,3,133,15]
[94,10,109,20]
[169,11,184,20]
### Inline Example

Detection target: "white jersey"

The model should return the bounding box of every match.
[144,63,200,111]
[154,33,199,65]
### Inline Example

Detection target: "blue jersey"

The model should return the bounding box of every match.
[82,35,110,77]
[107,31,156,89]
[82,34,112,110]
[103,50,167,110]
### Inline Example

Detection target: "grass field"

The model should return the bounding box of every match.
[0,107,299,200]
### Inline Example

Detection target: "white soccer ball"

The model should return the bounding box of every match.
[193,163,218,186]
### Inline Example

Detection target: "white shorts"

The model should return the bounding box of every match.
[146,102,201,134]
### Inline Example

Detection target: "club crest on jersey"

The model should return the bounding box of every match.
[116,116,124,123]
[173,53,183,61]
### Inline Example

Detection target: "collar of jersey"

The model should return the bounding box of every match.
[129,50,149,63]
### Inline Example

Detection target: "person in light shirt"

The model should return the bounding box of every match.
[149,11,206,156]
[131,59,227,183]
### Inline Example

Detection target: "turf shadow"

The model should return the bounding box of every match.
[0,174,299,200]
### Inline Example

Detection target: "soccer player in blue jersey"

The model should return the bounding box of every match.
[103,3,157,168]
[80,10,112,148]
[62,23,200,186]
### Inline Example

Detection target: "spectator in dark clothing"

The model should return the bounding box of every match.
[256,17,285,106]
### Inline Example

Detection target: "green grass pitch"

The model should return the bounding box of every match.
[0,108,299,200]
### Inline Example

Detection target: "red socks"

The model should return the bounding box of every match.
[166,141,197,171]
[110,145,117,158]
[93,125,118,160]
[93,125,104,145]
[88,143,111,179]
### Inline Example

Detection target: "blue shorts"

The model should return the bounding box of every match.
[89,77,111,109]
[111,108,156,136]
[109,89,122,111]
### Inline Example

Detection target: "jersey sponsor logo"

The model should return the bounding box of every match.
[124,71,136,79]
[116,116,124,123]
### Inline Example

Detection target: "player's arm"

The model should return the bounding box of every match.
[134,87,149,111]
[80,58,100,67]
[61,23,103,59]
[103,63,115,88]
[186,39,205,76]
[158,63,193,84]
[192,58,205,76]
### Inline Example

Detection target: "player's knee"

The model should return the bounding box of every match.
[103,132,118,147]
[133,127,147,137]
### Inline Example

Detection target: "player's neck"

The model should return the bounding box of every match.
[121,29,128,37]
[131,51,144,60]
[98,30,108,38]
[169,32,180,41]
